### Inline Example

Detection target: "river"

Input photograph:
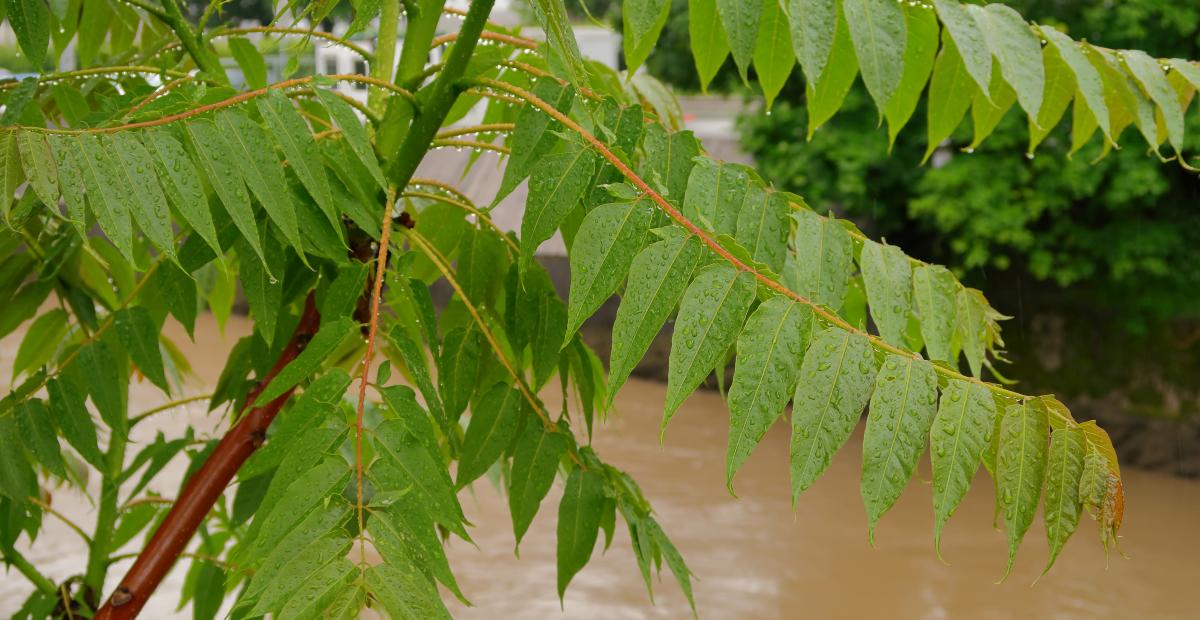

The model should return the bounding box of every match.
[1,312,1197,618]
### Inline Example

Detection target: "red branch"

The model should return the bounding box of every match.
[94,294,322,619]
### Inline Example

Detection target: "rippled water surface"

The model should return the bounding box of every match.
[2,313,1197,618]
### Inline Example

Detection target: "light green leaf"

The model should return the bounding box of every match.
[716,0,762,81]
[529,0,586,85]
[1123,49,1185,156]
[859,239,912,347]
[365,560,451,620]
[565,199,653,340]
[185,120,264,266]
[373,419,468,538]
[438,326,483,421]
[141,128,220,256]
[843,0,906,112]
[47,377,104,470]
[786,0,836,84]
[608,234,705,404]
[923,30,978,163]
[727,296,810,491]
[228,37,268,89]
[784,210,852,310]
[932,0,992,97]
[254,317,356,406]
[805,5,858,138]
[520,142,597,274]
[690,0,731,92]
[861,354,937,542]
[639,123,701,205]
[955,287,988,378]
[930,379,996,556]
[912,264,957,364]
[664,263,756,434]
[1041,27,1111,144]
[682,157,751,236]
[239,501,349,607]
[46,134,85,234]
[497,79,575,204]
[734,187,789,273]
[369,496,466,604]
[996,401,1049,579]
[509,421,569,548]
[12,309,67,380]
[457,382,522,488]
[1028,41,1076,154]
[246,458,351,560]
[314,88,385,190]
[72,134,134,261]
[753,0,795,109]
[215,111,306,259]
[624,0,671,75]
[884,3,938,148]
[256,90,337,226]
[790,327,877,500]
[267,550,356,619]
[15,131,57,208]
[113,306,168,393]
[974,3,1044,119]
[557,466,606,598]
[6,0,48,69]
[105,132,176,259]
[1042,425,1085,575]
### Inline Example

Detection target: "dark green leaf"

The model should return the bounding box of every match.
[254,317,356,406]
[509,421,569,548]
[457,382,522,488]
[520,141,597,275]
[437,326,483,421]
[565,199,652,340]
[47,377,105,470]
[113,306,168,393]
[556,466,605,598]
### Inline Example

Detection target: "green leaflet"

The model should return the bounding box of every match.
[106,132,176,259]
[624,0,671,75]
[385,326,445,424]
[77,340,126,435]
[0,130,22,223]
[663,263,756,434]
[228,37,267,89]
[241,369,351,480]
[932,0,992,98]
[253,317,356,406]
[734,186,789,273]
[639,123,701,205]
[509,421,569,549]
[1123,49,1185,156]
[859,239,912,348]
[457,382,522,488]
[884,4,939,148]
[15,131,57,208]
[785,210,852,311]
[239,500,349,606]
[47,377,105,471]
[185,119,264,267]
[923,30,977,163]
[365,560,451,620]
[369,495,466,604]
[141,128,220,256]
[689,0,730,92]
[497,79,575,204]
[955,287,989,378]
[0,414,35,501]
[973,3,1044,119]
[314,88,386,190]
[843,0,906,112]
[930,378,996,556]
[378,384,445,467]
[912,264,957,364]
[246,458,352,560]
[16,400,64,478]
[11,308,67,380]
[1041,27,1111,144]
[805,5,858,138]
[237,234,283,346]
[727,296,810,491]
[113,306,168,393]
[861,354,937,542]
[787,0,836,84]
[753,0,794,110]
[256,90,336,225]
[529,0,586,85]
[72,134,134,262]
[682,157,751,236]
[557,466,606,598]
[373,419,468,539]
[608,234,704,405]
[790,327,877,500]
[1043,425,1085,575]
[969,63,1017,149]
[47,134,85,234]
[456,225,508,307]
[437,326,483,420]
[215,111,306,259]
[252,536,355,618]
[715,0,761,81]
[519,141,597,275]
[565,199,653,340]
[318,262,370,320]
[277,558,357,620]
[6,0,48,68]
[996,401,1049,579]
[1029,42,1076,154]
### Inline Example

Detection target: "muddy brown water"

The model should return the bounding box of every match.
[1,312,1197,618]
